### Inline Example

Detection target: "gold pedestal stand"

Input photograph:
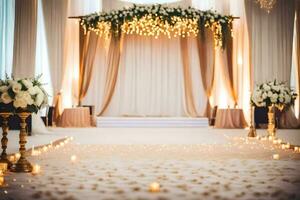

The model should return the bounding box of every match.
[0,112,13,168]
[248,105,257,137]
[267,104,276,137]
[10,112,33,173]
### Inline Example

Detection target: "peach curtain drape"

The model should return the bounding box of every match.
[196,30,215,117]
[224,36,238,106]
[78,30,99,105]
[97,34,124,116]
[180,37,198,117]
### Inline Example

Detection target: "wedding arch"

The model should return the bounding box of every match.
[75,4,237,118]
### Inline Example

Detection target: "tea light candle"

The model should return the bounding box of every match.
[149,182,160,192]
[43,146,48,152]
[281,144,286,150]
[273,154,280,160]
[32,164,41,175]
[286,143,290,149]
[71,155,77,163]
[0,176,4,186]
[8,155,15,163]
[0,163,8,172]
[15,153,21,160]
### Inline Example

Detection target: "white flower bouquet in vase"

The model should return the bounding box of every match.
[0,75,48,173]
[251,80,297,137]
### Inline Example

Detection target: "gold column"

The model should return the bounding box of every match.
[267,104,276,137]
[11,112,33,173]
[248,105,257,137]
[0,112,13,168]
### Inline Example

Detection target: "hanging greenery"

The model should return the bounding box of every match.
[79,4,234,49]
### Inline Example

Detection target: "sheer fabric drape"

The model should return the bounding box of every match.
[83,34,206,117]
[12,0,37,78]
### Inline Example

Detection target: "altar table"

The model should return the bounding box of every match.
[214,109,248,129]
[59,107,91,127]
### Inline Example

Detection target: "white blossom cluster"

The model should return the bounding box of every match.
[0,77,48,113]
[251,80,297,108]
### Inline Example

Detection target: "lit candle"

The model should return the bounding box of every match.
[286,143,290,149]
[273,140,278,144]
[294,147,299,152]
[43,146,48,152]
[0,176,4,186]
[149,182,160,192]
[281,144,286,149]
[277,139,282,144]
[0,163,7,172]
[32,164,41,175]
[273,154,280,160]
[71,155,77,163]
[268,136,273,141]
[8,155,15,163]
[15,153,21,160]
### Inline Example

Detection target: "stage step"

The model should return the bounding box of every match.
[96,117,209,128]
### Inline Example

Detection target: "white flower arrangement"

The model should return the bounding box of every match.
[0,75,48,113]
[251,80,297,109]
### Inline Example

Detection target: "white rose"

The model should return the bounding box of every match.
[22,79,33,89]
[279,97,284,103]
[0,86,8,92]
[285,95,291,104]
[13,98,27,108]
[12,82,22,93]
[267,91,273,97]
[271,93,278,100]
[1,92,12,104]
[35,93,44,107]
[262,92,267,99]
[28,86,41,95]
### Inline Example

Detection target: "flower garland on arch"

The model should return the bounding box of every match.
[79,4,234,49]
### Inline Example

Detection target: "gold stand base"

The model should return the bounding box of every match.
[248,125,257,137]
[10,158,32,173]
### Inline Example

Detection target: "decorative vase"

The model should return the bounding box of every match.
[267,104,276,137]
[0,112,13,168]
[10,112,33,173]
[248,105,256,137]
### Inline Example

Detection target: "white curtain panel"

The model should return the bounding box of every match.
[0,0,15,78]
[245,0,296,85]
[83,35,206,117]
[12,0,37,78]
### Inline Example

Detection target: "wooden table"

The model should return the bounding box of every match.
[59,107,91,127]
[214,108,248,129]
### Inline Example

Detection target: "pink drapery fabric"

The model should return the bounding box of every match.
[97,34,124,116]
[196,30,215,117]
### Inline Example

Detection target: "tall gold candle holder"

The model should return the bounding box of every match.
[248,105,257,137]
[267,104,276,137]
[10,112,33,173]
[0,112,13,168]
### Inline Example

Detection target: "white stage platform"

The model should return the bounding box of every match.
[96,117,209,128]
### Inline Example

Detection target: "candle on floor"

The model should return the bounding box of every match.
[71,155,77,163]
[273,140,278,144]
[281,144,286,150]
[0,176,4,186]
[0,163,7,172]
[273,154,280,160]
[32,164,41,175]
[15,153,21,160]
[277,139,282,144]
[43,146,48,152]
[286,143,290,149]
[149,182,160,192]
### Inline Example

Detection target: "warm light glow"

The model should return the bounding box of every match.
[272,154,280,160]
[32,164,41,175]
[71,155,77,163]
[149,182,160,192]
[15,153,21,160]
[0,163,8,172]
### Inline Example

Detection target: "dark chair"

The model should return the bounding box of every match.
[254,107,280,128]
[47,106,54,126]
[82,105,95,116]
[209,105,218,126]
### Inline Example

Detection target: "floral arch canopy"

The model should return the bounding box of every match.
[79,4,235,49]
